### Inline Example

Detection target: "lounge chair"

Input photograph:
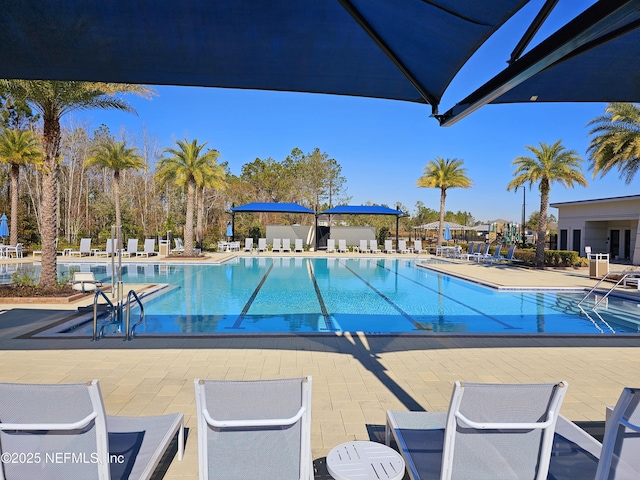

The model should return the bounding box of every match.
[71,271,102,293]
[171,238,184,254]
[326,239,336,253]
[0,379,184,480]
[95,238,116,257]
[386,381,568,480]
[471,243,490,262]
[460,242,475,260]
[4,243,23,258]
[258,238,267,252]
[494,244,524,264]
[294,238,303,252]
[359,239,369,253]
[414,240,424,254]
[282,239,292,252]
[338,239,349,253]
[137,238,158,257]
[384,240,396,254]
[194,377,313,480]
[120,238,139,257]
[483,244,503,264]
[272,238,282,252]
[370,239,381,254]
[244,238,253,252]
[398,240,411,254]
[70,238,92,257]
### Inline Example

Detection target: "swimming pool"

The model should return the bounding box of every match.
[50,257,640,335]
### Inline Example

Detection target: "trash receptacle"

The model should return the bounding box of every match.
[588,253,609,279]
[159,240,169,256]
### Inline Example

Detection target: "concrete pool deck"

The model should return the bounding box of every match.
[1,253,640,478]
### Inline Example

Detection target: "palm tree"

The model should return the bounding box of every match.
[0,128,42,245]
[196,152,226,249]
[416,157,472,246]
[507,141,587,269]
[0,80,154,287]
[587,102,640,184]
[85,139,146,249]
[156,138,222,256]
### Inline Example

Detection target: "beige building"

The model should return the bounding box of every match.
[551,194,640,264]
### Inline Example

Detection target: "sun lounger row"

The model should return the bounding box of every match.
[65,238,160,257]
[2,378,637,479]
[460,242,524,264]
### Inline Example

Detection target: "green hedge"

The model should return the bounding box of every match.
[514,249,587,267]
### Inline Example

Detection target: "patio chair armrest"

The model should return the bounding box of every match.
[0,411,97,431]
[454,411,555,430]
[202,406,306,428]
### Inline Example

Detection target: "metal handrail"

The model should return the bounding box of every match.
[593,272,640,309]
[92,289,115,341]
[578,271,640,309]
[125,289,145,341]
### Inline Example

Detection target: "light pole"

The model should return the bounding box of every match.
[521,187,526,247]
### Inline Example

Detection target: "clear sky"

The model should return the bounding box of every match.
[73,0,636,225]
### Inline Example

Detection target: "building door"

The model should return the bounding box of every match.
[560,230,567,250]
[610,229,620,258]
[625,229,631,260]
[572,230,580,253]
[316,226,330,250]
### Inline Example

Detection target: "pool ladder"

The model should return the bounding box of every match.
[578,271,640,310]
[92,289,145,341]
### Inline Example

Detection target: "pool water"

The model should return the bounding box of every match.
[53,257,640,335]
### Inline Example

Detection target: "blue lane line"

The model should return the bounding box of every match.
[341,261,422,330]
[227,261,274,329]
[306,259,334,331]
[375,259,521,330]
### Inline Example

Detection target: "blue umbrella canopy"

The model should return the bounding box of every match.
[443,224,452,242]
[0,214,8,240]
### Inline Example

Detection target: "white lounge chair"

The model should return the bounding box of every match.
[294,238,303,252]
[271,238,281,252]
[0,379,184,480]
[414,240,424,254]
[95,238,116,257]
[386,381,568,480]
[258,238,267,252]
[120,238,139,257]
[171,238,184,254]
[137,238,158,257]
[71,271,102,293]
[194,377,313,480]
[4,243,23,258]
[70,238,92,257]
[326,239,336,253]
[359,240,369,253]
[338,239,349,253]
[398,240,411,254]
[384,240,396,254]
[282,238,292,253]
[244,238,253,252]
[370,239,381,254]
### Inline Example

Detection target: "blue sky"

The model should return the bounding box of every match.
[75,1,636,224]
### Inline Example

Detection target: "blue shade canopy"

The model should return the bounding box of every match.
[0,1,529,113]
[439,0,640,125]
[321,205,404,216]
[232,202,315,214]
